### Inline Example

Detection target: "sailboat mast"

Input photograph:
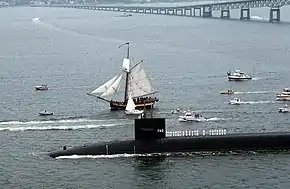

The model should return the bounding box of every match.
[126,42,130,59]
[122,42,130,102]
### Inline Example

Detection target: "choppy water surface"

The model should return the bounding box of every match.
[1,5,290,188]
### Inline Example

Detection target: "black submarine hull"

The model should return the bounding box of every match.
[49,132,290,158]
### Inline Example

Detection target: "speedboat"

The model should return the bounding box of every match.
[221,90,234,95]
[119,13,133,17]
[276,95,290,101]
[229,98,241,105]
[178,111,206,122]
[228,70,252,81]
[32,17,40,21]
[279,107,289,113]
[279,105,290,113]
[39,110,53,116]
[276,88,290,101]
[35,84,48,91]
[171,108,181,114]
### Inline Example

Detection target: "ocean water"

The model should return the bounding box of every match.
[1,5,290,188]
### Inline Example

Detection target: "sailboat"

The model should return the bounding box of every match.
[87,42,159,110]
[125,93,144,115]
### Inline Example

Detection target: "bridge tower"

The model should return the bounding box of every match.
[193,7,202,17]
[202,5,212,18]
[240,8,250,20]
[269,7,280,23]
[220,10,230,19]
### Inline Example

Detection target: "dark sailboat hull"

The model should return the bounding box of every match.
[110,100,158,110]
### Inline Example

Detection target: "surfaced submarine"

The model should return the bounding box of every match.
[49,116,290,158]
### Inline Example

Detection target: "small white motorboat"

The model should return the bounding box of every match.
[171,108,181,114]
[35,84,48,91]
[119,13,132,17]
[276,88,290,101]
[229,98,242,105]
[125,94,144,115]
[276,96,290,101]
[228,70,252,81]
[178,111,206,122]
[279,104,290,113]
[39,110,53,116]
[32,17,40,21]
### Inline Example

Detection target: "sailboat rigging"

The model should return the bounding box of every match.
[87,42,159,110]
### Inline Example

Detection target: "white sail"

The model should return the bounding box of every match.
[127,63,156,98]
[125,93,136,112]
[100,74,124,97]
[122,58,130,72]
[90,75,119,94]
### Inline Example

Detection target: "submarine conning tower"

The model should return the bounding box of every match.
[134,117,166,140]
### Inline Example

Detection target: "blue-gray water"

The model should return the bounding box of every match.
[1,6,290,188]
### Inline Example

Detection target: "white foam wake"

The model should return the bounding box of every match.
[234,91,275,94]
[31,17,123,43]
[0,123,117,132]
[0,118,122,125]
[56,154,138,159]
[251,16,267,21]
[230,100,277,105]
[55,153,167,159]
[179,117,227,123]
[252,77,262,81]
[205,117,226,122]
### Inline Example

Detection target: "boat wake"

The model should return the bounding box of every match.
[0,118,124,125]
[179,117,227,123]
[205,117,226,122]
[54,150,287,159]
[0,124,119,132]
[250,16,268,21]
[0,118,129,132]
[234,91,275,94]
[252,77,262,81]
[56,154,142,159]
[230,100,278,105]
[31,17,123,43]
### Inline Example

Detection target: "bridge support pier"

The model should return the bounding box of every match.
[173,9,177,15]
[240,8,250,20]
[202,6,212,18]
[220,10,230,19]
[193,8,201,17]
[189,9,192,16]
[269,8,280,23]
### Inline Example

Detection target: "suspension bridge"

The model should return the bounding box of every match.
[29,0,290,23]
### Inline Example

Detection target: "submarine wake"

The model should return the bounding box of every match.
[0,117,130,132]
[0,118,127,126]
[56,154,150,159]
[54,150,290,160]
[0,123,120,132]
